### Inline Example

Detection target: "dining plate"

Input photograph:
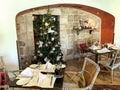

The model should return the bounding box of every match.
[16,78,31,85]
[62,64,66,68]
[29,64,38,68]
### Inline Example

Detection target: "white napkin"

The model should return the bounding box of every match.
[37,73,47,86]
[39,75,56,88]
[23,72,56,88]
[20,67,34,77]
[89,45,100,50]
[43,61,52,70]
[97,47,110,53]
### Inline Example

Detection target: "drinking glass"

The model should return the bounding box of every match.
[37,62,42,69]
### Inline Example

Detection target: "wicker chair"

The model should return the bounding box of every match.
[64,57,100,90]
[98,50,120,83]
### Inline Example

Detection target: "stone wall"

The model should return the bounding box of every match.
[16,7,101,68]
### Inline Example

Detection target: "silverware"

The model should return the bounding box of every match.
[50,76,53,86]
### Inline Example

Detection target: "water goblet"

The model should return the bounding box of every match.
[37,62,42,69]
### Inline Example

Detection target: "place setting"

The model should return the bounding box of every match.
[15,60,66,88]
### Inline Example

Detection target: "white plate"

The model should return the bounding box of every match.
[16,78,31,85]
[29,64,38,68]
[62,64,66,68]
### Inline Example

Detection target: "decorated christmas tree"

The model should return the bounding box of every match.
[33,9,63,64]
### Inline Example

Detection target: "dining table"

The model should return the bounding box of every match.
[88,45,113,63]
[89,49,112,63]
[9,63,66,90]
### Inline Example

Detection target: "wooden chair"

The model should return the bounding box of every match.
[0,72,9,90]
[79,43,89,53]
[64,57,100,90]
[0,56,9,90]
[78,43,95,60]
[98,50,120,83]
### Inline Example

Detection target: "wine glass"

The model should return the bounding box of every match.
[37,62,42,69]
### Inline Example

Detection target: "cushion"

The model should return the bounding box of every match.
[80,43,88,49]
[109,58,114,67]
[0,72,7,85]
[78,74,86,88]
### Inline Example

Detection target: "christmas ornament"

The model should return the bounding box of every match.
[48,28,55,33]
[33,8,63,64]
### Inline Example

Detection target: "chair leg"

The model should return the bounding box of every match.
[111,70,113,83]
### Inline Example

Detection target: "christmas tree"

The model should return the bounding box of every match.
[33,9,63,64]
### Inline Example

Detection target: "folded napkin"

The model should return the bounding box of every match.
[43,61,52,70]
[20,67,34,77]
[37,73,47,86]
[89,45,100,50]
[38,74,56,88]
[97,47,110,53]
